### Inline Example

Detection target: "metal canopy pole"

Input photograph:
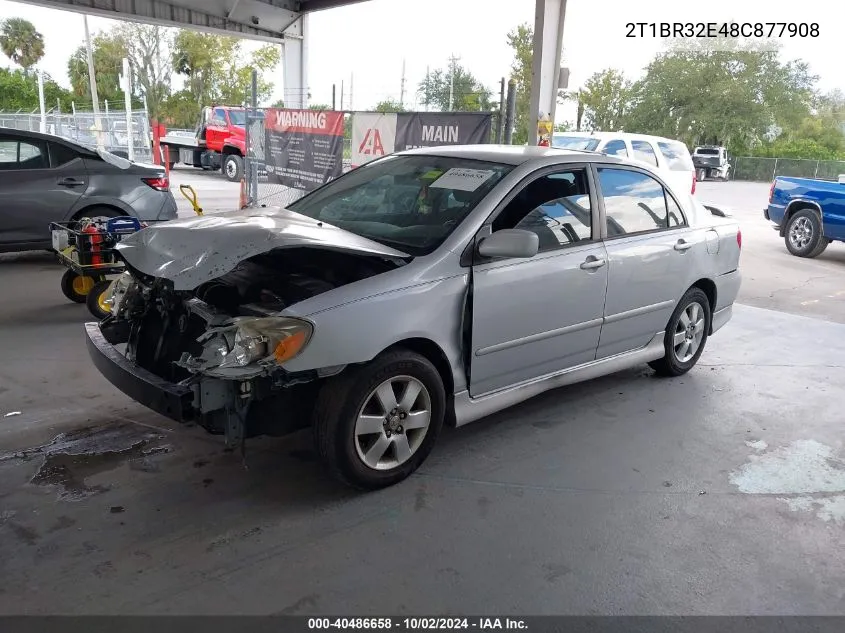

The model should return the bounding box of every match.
[528,0,567,145]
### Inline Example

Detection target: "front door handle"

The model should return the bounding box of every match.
[58,177,85,187]
[674,239,693,252]
[580,256,606,271]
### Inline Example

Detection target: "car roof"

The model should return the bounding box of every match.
[552,130,689,146]
[0,126,95,154]
[397,144,622,166]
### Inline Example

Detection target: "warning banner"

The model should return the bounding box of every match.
[264,108,344,191]
[351,113,397,169]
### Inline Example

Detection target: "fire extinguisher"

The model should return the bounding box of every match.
[81,221,103,268]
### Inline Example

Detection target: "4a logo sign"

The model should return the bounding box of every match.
[358,128,385,156]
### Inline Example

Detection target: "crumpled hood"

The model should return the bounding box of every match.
[116,206,409,290]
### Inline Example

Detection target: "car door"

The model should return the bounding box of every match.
[205,107,229,151]
[0,135,87,248]
[469,165,609,397]
[594,165,694,359]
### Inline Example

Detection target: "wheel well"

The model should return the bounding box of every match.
[691,278,717,329]
[222,146,243,157]
[385,338,456,425]
[782,201,822,235]
[71,204,128,221]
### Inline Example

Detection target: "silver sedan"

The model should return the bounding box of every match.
[87,145,742,489]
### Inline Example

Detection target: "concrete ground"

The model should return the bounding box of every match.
[0,177,843,615]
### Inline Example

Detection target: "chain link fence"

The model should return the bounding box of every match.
[245,108,354,209]
[0,109,153,162]
[732,156,845,182]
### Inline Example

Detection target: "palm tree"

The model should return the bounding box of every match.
[0,18,46,72]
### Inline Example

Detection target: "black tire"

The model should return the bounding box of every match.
[313,349,446,490]
[71,206,123,223]
[86,279,113,320]
[60,269,97,303]
[223,154,244,182]
[648,287,712,377]
[784,209,829,258]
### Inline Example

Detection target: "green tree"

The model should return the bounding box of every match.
[0,18,45,72]
[168,31,280,125]
[624,38,816,152]
[0,67,73,111]
[506,22,533,144]
[417,64,492,112]
[113,23,173,119]
[576,69,631,132]
[374,98,406,113]
[67,32,127,105]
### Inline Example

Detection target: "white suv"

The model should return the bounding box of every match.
[551,132,697,196]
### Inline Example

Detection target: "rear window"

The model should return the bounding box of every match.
[694,148,720,156]
[551,135,601,151]
[658,141,695,171]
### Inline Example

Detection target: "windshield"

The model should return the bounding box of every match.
[551,135,601,151]
[229,110,246,126]
[657,141,694,171]
[287,155,514,256]
[694,148,720,155]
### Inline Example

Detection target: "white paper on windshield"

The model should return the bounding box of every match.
[430,168,496,192]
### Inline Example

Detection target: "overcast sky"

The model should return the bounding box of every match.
[0,0,839,123]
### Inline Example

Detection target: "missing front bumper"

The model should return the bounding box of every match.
[85,321,195,423]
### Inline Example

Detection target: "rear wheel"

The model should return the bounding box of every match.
[86,279,113,319]
[649,287,711,377]
[313,349,445,490]
[60,269,97,303]
[785,209,829,258]
[223,154,244,182]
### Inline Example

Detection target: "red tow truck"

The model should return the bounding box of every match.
[159,106,258,182]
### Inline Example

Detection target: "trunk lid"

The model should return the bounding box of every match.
[116,206,410,290]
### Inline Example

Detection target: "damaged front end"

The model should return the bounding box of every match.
[90,245,402,449]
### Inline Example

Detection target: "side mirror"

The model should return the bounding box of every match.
[477,229,539,259]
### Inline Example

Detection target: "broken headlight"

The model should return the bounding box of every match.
[213,317,313,369]
[105,271,137,315]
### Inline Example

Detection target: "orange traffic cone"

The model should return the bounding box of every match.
[239,178,248,209]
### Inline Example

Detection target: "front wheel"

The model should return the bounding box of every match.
[785,209,829,258]
[313,349,446,490]
[649,287,711,377]
[222,154,244,182]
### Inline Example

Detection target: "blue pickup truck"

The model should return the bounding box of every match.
[765,176,845,258]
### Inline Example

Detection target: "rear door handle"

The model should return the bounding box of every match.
[58,178,85,187]
[674,239,693,252]
[580,257,606,271]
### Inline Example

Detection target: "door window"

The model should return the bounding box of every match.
[631,140,658,166]
[493,169,592,251]
[603,139,628,157]
[212,108,228,126]
[50,143,79,167]
[0,139,48,170]
[599,168,683,236]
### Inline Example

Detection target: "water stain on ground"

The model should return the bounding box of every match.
[0,421,172,500]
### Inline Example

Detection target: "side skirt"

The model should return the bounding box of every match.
[453,332,666,428]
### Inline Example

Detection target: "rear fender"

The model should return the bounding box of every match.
[781,199,823,237]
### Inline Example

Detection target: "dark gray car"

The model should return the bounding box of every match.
[0,127,178,253]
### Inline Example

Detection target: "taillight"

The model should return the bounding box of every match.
[737,229,742,249]
[768,180,776,202]
[143,176,169,191]
[691,171,696,194]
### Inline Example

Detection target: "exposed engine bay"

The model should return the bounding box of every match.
[100,247,404,440]
[192,248,397,317]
